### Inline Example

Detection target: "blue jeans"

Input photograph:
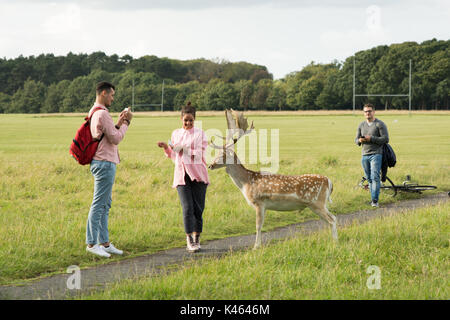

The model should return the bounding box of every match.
[86,160,116,245]
[361,153,382,202]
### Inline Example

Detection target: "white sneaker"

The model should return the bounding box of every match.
[193,234,201,250]
[186,235,199,253]
[101,243,123,255]
[86,244,111,258]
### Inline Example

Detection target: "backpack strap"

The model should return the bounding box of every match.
[88,106,104,121]
[88,106,105,142]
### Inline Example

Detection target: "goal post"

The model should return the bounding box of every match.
[131,79,165,112]
[353,58,412,115]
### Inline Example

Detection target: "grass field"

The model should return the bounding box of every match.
[0,111,449,285]
[79,201,450,300]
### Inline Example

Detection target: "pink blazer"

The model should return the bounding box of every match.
[164,127,210,188]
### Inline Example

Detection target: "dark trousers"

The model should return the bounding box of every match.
[176,174,207,234]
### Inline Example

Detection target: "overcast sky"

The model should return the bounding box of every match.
[0,0,449,79]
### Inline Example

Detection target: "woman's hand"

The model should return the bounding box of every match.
[157,141,169,149]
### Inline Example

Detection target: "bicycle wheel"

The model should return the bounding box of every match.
[403,185,437,193]
[381,176,397,197]
[358,177,369,191]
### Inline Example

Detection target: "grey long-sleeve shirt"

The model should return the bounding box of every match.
[355,119,389,155]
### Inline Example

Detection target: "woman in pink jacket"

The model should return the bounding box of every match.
[157,102,209,252]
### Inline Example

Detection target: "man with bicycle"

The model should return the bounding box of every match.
[355,103,389,207]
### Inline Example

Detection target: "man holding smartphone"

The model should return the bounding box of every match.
[85,81,133,257]
[355,103,389,207]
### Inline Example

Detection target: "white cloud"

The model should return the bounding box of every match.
[0,1,448,78]
[318,4,392,63]
[42,3,82,35]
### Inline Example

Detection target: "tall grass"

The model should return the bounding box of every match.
[0,112,449,284]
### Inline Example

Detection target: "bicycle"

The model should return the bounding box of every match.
[358,175,437,197]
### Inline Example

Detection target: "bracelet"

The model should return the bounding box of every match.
[115,125,120,129]
[124,119,130,125]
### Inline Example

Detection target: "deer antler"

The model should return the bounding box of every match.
[209,137,224,149]
[209,109,255,150]
[226,109,254,144]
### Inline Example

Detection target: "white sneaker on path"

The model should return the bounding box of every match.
[101,243,123,255]
[86,244,111,258]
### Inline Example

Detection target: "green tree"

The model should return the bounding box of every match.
[333,45,389,109]
[250,79,272,110]
[9,79,46,113]
[425,48,450,109]
[61,76,93,113]
[42,80,71,113]
[0,92,11,113]
[181,59,220,83]
[198,79,239,110]
[8,56,35,96]
[296,76,323,109]
[173,81,202,108]
[266,81,287,111]
[1,39,449,113]
[221,62,272,83]
[435,79,449,109]
[368,42,417,109]
[56,52,87,81]
[234,80,253,111]
[315,68,341,109]
[250,68,272,83]
[285,62,338,109]
[113,70,135,110]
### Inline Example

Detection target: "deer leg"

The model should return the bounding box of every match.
[254,205,266,249]
[326,210,338,241]
[311,205,338,241]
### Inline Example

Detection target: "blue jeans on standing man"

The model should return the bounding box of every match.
[86,160,116,245]
[361,153,382,203]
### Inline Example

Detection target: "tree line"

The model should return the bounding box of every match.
[0,38,448,113]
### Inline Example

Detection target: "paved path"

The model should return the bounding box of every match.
[1,192,448,300]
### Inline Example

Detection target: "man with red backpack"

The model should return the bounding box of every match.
[85,81,132,258]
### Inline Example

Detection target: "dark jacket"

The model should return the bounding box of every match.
[381,143,396,182]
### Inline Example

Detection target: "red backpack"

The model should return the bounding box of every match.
[69,107,104,165]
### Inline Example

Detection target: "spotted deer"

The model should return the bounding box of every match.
[209,109,337,248]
